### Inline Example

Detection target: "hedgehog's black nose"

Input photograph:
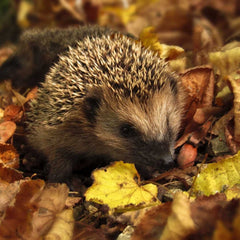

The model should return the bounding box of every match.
[145,141,175,167]
[160,151,176,169]
[161,151,174,164]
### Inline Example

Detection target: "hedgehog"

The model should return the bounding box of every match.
[2,26,185,183]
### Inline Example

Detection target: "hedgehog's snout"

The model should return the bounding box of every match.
[132,143,176,178]
[160,153,177,170]
[158,150,174,165]
[133,139,175,169]
[150,147,176,170]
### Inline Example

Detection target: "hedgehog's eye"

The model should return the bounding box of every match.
[120,123,137,138]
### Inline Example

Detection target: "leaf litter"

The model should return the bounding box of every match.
[0,1,240,239]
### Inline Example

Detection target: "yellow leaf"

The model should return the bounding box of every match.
[101,0,158,25]
[45,208,74,240]
[139,26,184,60]
[215,85,232,107]
[168,57,187,73]
[17,0,33,28]
[225,185,240,200]
[209,47,240,80]
[227,74,240,142]
[116,5,137,25]
[102,5,137,25]
[192,152,240,196]
[85,161,159,213]
[160,192,195,240]
[209,45,240,98]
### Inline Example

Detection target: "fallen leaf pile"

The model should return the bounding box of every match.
[0,0,240,239]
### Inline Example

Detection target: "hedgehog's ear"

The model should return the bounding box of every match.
[83,87,103,123]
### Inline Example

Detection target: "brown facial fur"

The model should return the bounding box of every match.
[93,81,184,167]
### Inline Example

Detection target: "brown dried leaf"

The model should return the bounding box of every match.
[210,109,233,155]
[4,105,23,122]
[213,221,233,240]
[44,208,74,240]
[0,181,22,220]
[116,207,154,227]
[30,183,70,238]
[181,66,215,116]
[0,162,23,183]
[73,223,108,240]
[193,17,222,65]
[176,67,215,147]
[176,106,222,147]
[132,193,196,240]
[176,117,212,148]
[11,88,27,106]
[193,107,223,125]
[31,183,69,214]
[25,86,38,102]
[189,195,239,239]
[0,180,70,239]
[189,119,212,145]
[133,193,240,240]
[132,202,172,240]
[0,121,16,143]
[82,0,100,23]
[194,0,237,14]
[24,0,84,28]
[211,109,234,136]
[225,122,240,154]
[65,196,81,208]
[155,7,193,50]
[0,143,19,169]
[0,179,45,240]
[160,193,195,240]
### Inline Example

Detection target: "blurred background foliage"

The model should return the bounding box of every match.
[0,0,20,44]
[0,0,240,58]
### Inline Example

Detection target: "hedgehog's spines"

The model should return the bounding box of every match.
[27,32,179,128]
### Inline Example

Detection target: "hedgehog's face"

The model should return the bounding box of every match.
[83,84,184,172]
